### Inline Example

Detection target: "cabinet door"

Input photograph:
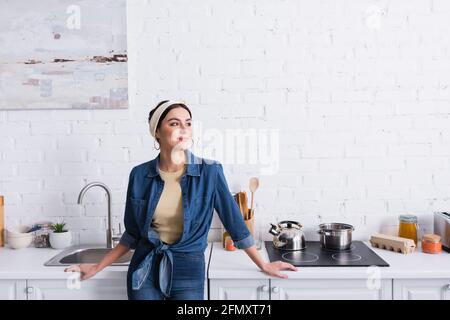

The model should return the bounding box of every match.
[270,279,392,300]
[26,278,127,300]
[393,279,450,300]
[0,280,27,300]
[209,279,270,300]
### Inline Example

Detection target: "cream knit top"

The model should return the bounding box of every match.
[151,165,186,244]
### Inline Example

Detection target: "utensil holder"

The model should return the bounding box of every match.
[244,208,255,237]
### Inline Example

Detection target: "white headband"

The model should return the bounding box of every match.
[148,100,186,138]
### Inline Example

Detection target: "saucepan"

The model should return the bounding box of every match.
[317,223,354,251]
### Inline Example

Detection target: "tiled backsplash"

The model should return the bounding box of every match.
[2,0,450,245]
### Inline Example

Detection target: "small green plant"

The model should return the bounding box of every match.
[51,221,67,233]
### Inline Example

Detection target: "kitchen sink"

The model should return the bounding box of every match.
[44,246,134,266]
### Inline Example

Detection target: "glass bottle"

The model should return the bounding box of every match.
[398,214,418,246]
[222,229,235,250]
[222,229,229,248]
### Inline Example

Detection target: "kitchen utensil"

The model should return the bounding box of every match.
[244,208,254,236]
[269,220,306,251]
[434,212,450,252]
[421,234,442,254]
[235,192,249,219]
[249,177,259,216]
[236,193,243,218]
[370,233,416,254]
[242,192,248,219]
[398,214,418,246]
[240,193,247,219]
[317,223,354,251]
[233,193,241,217]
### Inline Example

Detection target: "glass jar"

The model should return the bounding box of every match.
[421,234,442,254]
[398,214,418,246]
[224,234,236,251]
[33,222,53,248]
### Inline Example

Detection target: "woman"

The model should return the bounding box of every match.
[65,100,297,300]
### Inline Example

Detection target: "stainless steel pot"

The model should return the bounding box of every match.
[269,220,306,251]
[317,223,354,250]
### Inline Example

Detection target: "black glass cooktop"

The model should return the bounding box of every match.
[265,241,389,267]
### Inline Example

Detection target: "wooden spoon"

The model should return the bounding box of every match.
[249,177,259,218]
[242,192,248,218]
[236,192,245,219]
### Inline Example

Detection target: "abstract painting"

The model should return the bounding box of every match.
[0,0,128,110]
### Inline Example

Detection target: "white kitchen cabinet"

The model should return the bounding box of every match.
[393,279,450,300]
[209,279,270,300]
[270,279,392,300]
[26,279,128,300]
[0,280,27,300]
[210,279,392,300]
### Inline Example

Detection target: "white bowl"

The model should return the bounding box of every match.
[7,232,32,238]
[7,225,31,236]
[7,233,33,249]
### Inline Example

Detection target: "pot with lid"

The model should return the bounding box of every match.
[317,223,354,251]
[269,220,306,251]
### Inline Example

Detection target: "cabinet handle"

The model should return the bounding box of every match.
[261,285,269,292]
[272,286,279,293]
[26,287,34,294]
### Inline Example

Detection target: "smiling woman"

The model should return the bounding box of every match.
[148,100,193,151]
[65,100,297,300]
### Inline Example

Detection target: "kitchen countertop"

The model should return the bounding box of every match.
[208,242,450,280]
[2,241,449,281]
[0,243,212,280]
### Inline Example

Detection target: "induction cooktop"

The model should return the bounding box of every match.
[265,241,389,267]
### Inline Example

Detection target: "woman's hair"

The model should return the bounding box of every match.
[148,100,192,142]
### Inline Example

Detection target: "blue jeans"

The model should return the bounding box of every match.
[129,251,205,300]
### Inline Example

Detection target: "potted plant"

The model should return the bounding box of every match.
[49,220,72,249]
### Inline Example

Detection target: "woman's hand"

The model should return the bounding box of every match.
[64,263,100,281]
[261,261,298,279]
[243,246,298,279]
[63,244,130,281]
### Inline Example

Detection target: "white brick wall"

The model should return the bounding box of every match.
[1,0,450,245]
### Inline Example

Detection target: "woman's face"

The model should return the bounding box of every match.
[155,107,193,151]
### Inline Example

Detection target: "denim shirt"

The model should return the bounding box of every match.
[119,149,254,297]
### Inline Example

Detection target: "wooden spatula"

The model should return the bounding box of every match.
[249,177,259,219]
[235,192,243,218]
[242,192,248,219]
[237,191,247,219]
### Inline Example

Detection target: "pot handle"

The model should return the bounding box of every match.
[269,224,280,236]
[279,220,302,228]
[317,229,332,236]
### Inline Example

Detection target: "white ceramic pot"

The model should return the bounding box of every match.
[49,231,72,249]
[6,225,33,249]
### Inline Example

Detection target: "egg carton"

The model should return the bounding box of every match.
[370,233,416,254]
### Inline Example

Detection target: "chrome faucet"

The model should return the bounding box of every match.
[77,182,121,248]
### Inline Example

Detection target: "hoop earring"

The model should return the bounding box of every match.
[153,140,160,150]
